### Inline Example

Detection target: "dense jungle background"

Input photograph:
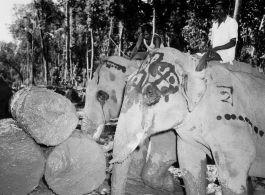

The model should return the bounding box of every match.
[0,0,264,90]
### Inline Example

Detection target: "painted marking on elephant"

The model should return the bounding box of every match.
[148,53,180,95]
[106,61,126,73]
[111,90,117,103]
[120,86,140,114]
[188,126,196,131]
[217,86,233,106]
[238,116,244,121]
[131,52,180,104]
[224,114,232,120]
[217,114,265,137]
[109,72,116,81]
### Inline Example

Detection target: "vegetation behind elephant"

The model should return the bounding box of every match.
[0,79,13,119]
[110,47,265,195]
[83,56,183,195]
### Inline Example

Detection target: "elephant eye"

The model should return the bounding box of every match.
[144,85,161,106]
[97,90,109,106]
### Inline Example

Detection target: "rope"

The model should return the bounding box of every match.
[108,35,129,58]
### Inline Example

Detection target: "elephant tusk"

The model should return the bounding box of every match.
[128,132,145,151]
[146,140,152,162]
[93,123,105,140]
[110,132,145,164]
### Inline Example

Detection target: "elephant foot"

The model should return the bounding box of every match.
[161,172,183,193]
[142,169,183,193]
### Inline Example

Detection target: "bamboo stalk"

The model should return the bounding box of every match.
[107,17,113,57]
[118,21,123,56]
[90,29,94,80]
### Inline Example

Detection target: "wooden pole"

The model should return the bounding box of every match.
[118,21,123,56]
[86,33,89,81]
[233,0,242,21]
[90,29,94,80]
[259,14,265,31]
[152,8,155,35]
[107,17,113,57]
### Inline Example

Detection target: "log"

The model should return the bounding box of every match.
[10,86,78,146]
[45,130,106,195]
[29,179,56,195]
[0,118,45,195]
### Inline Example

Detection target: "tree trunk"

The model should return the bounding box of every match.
[259,14,265,31]
[45,131,106,195]
[89,29,94,80]
[233,0,242,21]
[27,40,30,85]
[5,61,23,83]
[0,118,45,195]
[65,0,70,81]
[34,0,48,86]
[69,7,73,84]
[107,17,114,56]
[31,36,35,85]
[118,21,123,56]
[9,86,78,146]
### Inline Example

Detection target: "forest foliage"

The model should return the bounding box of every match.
[0,0,264,89]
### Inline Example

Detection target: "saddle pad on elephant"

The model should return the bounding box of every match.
[208,60,265,80]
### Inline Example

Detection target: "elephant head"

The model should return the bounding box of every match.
[83,56,139,139]
[110,47,207,164]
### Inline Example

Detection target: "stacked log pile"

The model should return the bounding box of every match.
[0,119,45,195]
[0,86,106,195]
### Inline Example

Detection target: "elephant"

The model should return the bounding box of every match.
[83,55,183,194]
[110,47,265,195]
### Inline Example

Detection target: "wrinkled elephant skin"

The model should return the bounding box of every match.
[111,47,265,195]
[84,56,183,194]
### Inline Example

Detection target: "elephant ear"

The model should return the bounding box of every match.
[181,70,207,112]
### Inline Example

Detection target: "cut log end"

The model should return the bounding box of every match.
[45,130,106,195]
[0,118,45,195]
[10,86,79,146]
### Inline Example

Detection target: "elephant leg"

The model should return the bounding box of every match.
[213,151,251,195]
[177,137,207,195]
[127,139,149,182]
[141,131,182,192]
[207,127,256,195]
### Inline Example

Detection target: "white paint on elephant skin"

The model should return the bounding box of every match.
[155,79,170,92]
[132,73,144,86]
[93,123,105,140]
[158,66,170,76]
[127,132,145,152]
[149,53,160,65]
[146,140,152,162]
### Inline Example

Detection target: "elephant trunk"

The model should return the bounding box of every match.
[110,114,134,195]
[111,156,132,195]
[81,114,97,135]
